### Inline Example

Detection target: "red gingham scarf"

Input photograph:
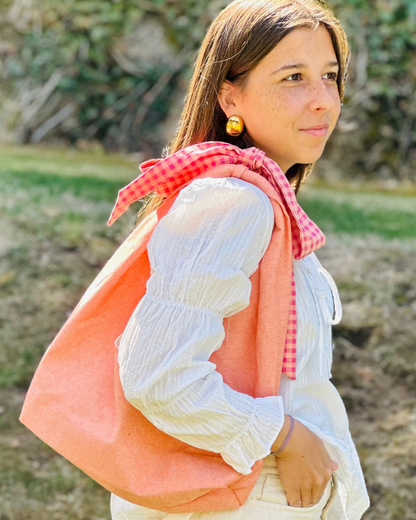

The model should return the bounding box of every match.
[108,141,326,380]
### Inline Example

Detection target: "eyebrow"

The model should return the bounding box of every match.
[271,61,339,75]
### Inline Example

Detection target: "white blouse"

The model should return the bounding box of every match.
[111,177,370,520]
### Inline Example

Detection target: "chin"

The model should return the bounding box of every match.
[296,156,322,166]
[298,149,326,165]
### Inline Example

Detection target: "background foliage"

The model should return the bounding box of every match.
[0,0,415,179]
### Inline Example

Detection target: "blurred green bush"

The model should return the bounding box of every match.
[329,0,416,182]
[0,0,415,181]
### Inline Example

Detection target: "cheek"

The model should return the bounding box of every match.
[267,93,305,138]
[245,87,299,131]
[277,89,306,115]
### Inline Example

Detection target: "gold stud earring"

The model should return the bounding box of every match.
[226,115,244,136]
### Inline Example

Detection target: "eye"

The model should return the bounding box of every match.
[284,73,303,82]
[324,72,338,81]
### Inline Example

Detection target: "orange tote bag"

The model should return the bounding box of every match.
[19,165,294,513]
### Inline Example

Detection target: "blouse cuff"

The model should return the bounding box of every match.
[221,393,285,475]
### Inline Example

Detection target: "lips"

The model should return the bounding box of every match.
[300,124,329,137]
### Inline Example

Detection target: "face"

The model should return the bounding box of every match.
[218,25,341,173]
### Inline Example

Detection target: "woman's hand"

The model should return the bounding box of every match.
[271,416,339,507]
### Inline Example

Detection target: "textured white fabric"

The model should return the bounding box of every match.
[112,177,370,520]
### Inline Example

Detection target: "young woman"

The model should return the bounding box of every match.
[110,0,371,518]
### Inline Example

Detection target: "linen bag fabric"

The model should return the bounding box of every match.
[20,142,325,513]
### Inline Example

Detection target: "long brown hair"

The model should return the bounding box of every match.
[138,0,349,221]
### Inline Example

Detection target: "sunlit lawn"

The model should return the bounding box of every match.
[298,182,416,240]
[1,143,415,239]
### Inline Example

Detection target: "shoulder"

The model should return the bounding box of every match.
[153,176,275,244]
[150,175,275,278]
[175,176,273,217]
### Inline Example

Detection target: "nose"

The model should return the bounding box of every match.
[307,79,339,112]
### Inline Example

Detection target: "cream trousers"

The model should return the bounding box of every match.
[188,455,345,520]
[111,455,348,520]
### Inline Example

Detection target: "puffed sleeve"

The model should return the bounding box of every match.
[117,176,285,475]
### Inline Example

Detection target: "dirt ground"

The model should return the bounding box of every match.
[317,233,416,520]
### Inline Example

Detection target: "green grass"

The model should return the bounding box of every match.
[0,143,139,204]
[298,185,416,240]
[1,168,128,202]
[1,143,415,241]
[0,143,138,182]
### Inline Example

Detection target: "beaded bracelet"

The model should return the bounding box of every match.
[271,415,295,456]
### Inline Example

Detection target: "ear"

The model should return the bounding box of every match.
[217,80,239,118]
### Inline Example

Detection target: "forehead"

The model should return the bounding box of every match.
[261,25,337,68]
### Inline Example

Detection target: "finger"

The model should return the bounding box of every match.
[312,473,333,505]
[286,490,302,507]
[311,486,324,505]
[301,488,314,508]
[331,460,339,471]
